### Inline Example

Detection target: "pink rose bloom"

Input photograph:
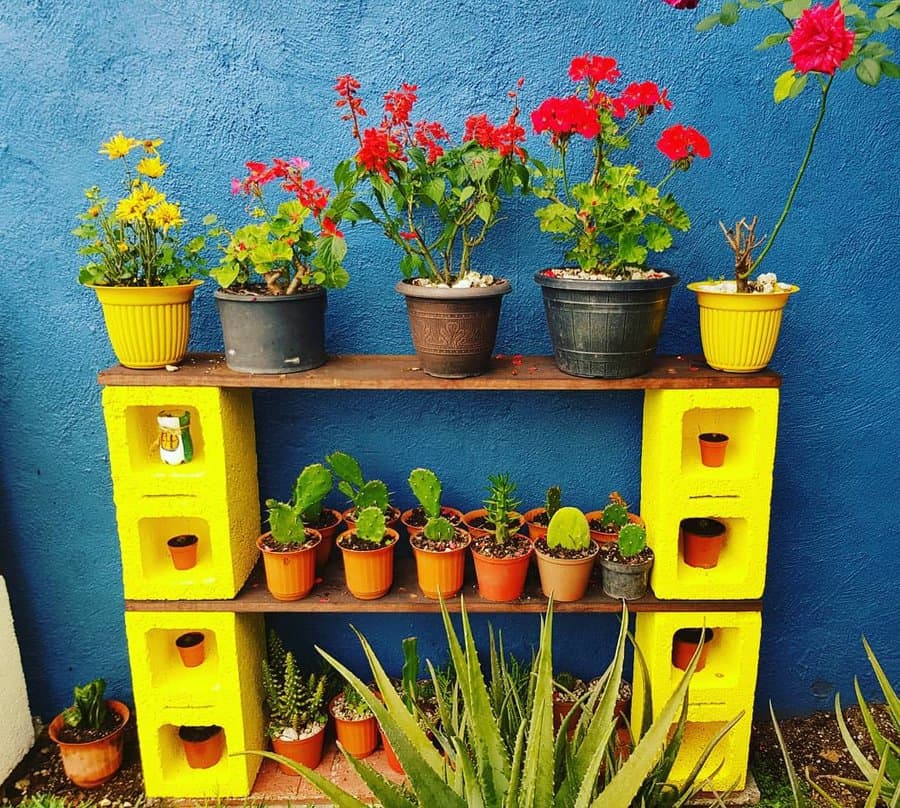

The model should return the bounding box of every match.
[788,1,855,75]
[663,0,699,8]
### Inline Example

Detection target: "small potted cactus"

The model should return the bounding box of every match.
[327,451,400,530]
[401,467,464,537]
[468,473,532,602]
[288,462,343,568]
[534,507,599,602]
[336,506,400,599]
[405,469,470,599]
[597,517,654,600]
[586,492,646,544]
[329,683,379,759]
[523,485,562,542]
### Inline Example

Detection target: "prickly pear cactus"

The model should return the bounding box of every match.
[326,451,364,487]
[545,485,562,519]
[294,463,333,522]
[423,515,455,542]
[409,468,442,518]
[356,479,389,511]
[618,523,647,558]
[546,506,591,551]
[356,506,387,544]
[266,499,309,545]
[601,502,628,529]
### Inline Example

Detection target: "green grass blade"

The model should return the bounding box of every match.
[864,751,890,808]
[769,702,806,808]
[863,636,900,728]
[854,676,900,784]
[835,692,880,782]
[807,771,848,808]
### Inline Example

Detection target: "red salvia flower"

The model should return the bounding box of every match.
[399,230,418,240]
[568,54,620,84]
[383,83,418,128]
[662,0,699,8]
[788,1,855,75]
[335,74,367,137]
[656,124,712,161]
[356,126,403,182]
[414,120,450,163]
[320,217,344,239]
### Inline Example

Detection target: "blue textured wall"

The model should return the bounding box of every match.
[0,0,897,722]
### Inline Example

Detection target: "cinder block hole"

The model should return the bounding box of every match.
[146,628,220,693]
[670,626,740,690]
[158,723,228,775]
[125,405,205,473]
[680,406,754,476]
[138,516,214,582]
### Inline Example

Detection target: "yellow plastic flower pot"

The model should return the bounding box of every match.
[688,281,799,373]
[89,281,202,369]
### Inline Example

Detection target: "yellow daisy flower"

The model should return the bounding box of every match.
[150,201,184,234]
[142,138,163,155]
[132,182,165,208]
[115,196,146,222]
[136,156,167,178]
[99,132,139,160]
[87,205,102,218]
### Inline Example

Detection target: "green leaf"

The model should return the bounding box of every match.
[856,58,883,85]
[876,0,900,18]
[774,68,798,103]
[423,178,445,204]
[782,0,812,19]
[475,200,493,223]
[696,12,721,31]
[457,185,475,203]
[347,200,378,223]
[399,252,425,278]
[644,223,674,252]
[788,72,809,98]
[202,213,218,226]
[720,2,740,25]
[756,31,790,51]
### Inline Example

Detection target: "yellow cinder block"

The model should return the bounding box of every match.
[631,611,760,791]
[103,387,259,599]
[125,611,265,798]
[641,388,779,599]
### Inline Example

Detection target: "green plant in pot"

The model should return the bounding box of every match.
[326,450,399,529]
[467,472,533,602]
[258,464,327,601]
[207,157,351,374]
[405,468,470,599]
[529,54,710,378]
[48,678,130,788]
[587,490,646,545]
[336,505,400,600]
[401,466,464,536]
[276,461,342,568]
[523,484,562,541]
[74,134,206,369]
[333,75,530,378]
[534,506,599,602]
[665,0,900,372]
[597,511,654,600]
[329,682,379,760]
[262,630,329,774]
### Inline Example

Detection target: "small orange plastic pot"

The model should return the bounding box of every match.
[329,696,378,759]
[698,433,729,467]
[48,700,130,788]
[271,723,326,775]
[681,518,726,569]
[672,627,714,672]
[338,529,399,600]
[411,532,470,599]
[471,537,533,602]
[257,530,321,601]
[167,534,199,570]
[175,631,205,667]
[462,508,524,542]
[379,727,404,774]
[523,508,549,542]
[179,725,224,769]
[313,508,344,569]
[400,506,464,539]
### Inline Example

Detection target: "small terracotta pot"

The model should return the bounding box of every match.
[329,696,378,759]
[312,508,344,569]
[167,534,199,570]
[175,631,205,668]
[48,700,130,788]
[342,505,400,533]
[471,537,533,602]
[534,543,599,602]
[462,508,525,542]
[338,528,399,600]
[698,433,729,467]
[681,518,726,569]
[552,691,584,736]
[257,530,322,601]
[400,506,464,539]
[585,512,646,545]
[179,724,224,769]
[411,532,471,599]
[271,723,326,775]
[523,508,549,542]
[672,627,714,672]
[379,727,404,774]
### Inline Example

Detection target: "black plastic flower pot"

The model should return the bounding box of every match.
[214,287,327,374]
[534,270,679,378]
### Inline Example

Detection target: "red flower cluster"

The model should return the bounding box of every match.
[614,81,673,117]
[335,74,367,136]
[531,95,601,142]
[233,158,330,213]
[463,111,526,158]
[320,217,343,239]
[656,124,711,161]
[383,83,418,128]
[414,120,450,163]
[568,53,620,84]
[356,127,404,182]
[788,1,855,75]
[284,174,330,214]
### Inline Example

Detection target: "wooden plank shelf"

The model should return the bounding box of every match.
[99,353,781,391]
[125,555,762,614]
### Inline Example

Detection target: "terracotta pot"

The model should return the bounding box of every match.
[329,696,378,759]
[534,542,599,602]
[48,700,130,788]
[411,532,470,599]
[342,505,400,533]
[167,533,199,570]
[471,537,533,602]
[400,506,464,538]
[257,530,322,601]
[338,529,399,600]
[585,512,646,545]
[461,508,525,542]
[271,723,326,775]
[379,727,404,774]
[672,628,714,672]
[179,724,224,769]
[681,518,726,569]
[598,552,654,600]
[523,508,549,542]
[175,631,205,668]
[312,508,344,569]
[552,692,583,735]
[698,433,729,467]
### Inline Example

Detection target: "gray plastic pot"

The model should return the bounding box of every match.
[214,288,327,374]
[598,551,654,600]
[534,270,679,378]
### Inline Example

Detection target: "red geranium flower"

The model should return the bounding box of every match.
[656,124,711,161]
[320,217,343,239]
[615,81,673,117]
[569,54,621,84]
[532,96,601,141]
[788,1,855,75]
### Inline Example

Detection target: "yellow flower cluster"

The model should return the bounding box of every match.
[98,132,164,160]
[113,181,182,233]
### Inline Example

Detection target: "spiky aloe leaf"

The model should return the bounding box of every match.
[835,692,880,784]
[520,608,556,808]
[618,523,647,558]
[863,636,900,730]
[340,746,422,808]
[854,676,900,785]
[326,451,364,487]
[409,468,442,518]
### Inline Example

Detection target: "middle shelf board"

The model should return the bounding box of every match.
[125,556,762,614]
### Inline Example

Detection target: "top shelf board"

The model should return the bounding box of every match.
[98,354,781,391]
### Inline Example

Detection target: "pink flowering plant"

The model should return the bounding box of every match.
[530,54,711,278]
[333,76,530,286]
[667,0,900,290]
[208,158,351,295]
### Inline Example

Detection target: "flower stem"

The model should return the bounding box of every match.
[750,75,832,273]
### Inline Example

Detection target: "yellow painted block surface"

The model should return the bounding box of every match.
[103,387,259,599]
[125,611,265,798]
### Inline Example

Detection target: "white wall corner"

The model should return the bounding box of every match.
[0,574,34,783]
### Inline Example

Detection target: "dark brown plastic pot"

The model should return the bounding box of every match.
[395,279,511,378]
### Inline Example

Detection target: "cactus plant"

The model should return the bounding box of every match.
[618,522,647,558]
[546,507,591,551]
[545,485,562,520]
[600,491,629,530]
[263,630,328,737]
[266,462,333,546]
[409,468,442,519]
[483,472,521,544]
[355,506,387,545]
[327,450,390,513]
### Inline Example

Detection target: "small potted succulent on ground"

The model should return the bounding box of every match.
[597,515,654,600]
[534,506,599,602]
[48,678,130,788]
[405,468,470,599]
[337,506,400,599]
[327,451,400,531]
[257,465,327,601]
[329,683,379,759]
[74,134,206,368]
[207,157,351,374]
[334,76,530,378]
[523,485,562,542]
[681,517,727,569]
[586,491,646,545]
[178,725,225,769]
[468,473,532,602]
[530,55,710,378]
[263,631,329,774]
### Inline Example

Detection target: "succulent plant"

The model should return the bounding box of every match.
[355,506,387,545]
[618,523,647,558]
[545,485,562,520]
[484,472,521,544]
[266,462,334,545]
[327,451,390,512]
[546,506,591,551]
[409,468,442,519]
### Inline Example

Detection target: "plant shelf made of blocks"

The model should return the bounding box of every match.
[667,717,753,793]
